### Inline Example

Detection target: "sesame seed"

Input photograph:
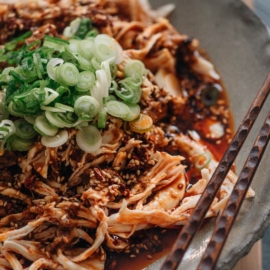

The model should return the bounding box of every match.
[130,254,136,258]
[148,160,155,165]
[147,255,153,259]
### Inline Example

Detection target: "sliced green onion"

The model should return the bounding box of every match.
[16,68,37,83]
[24,114,39,124]
[115,86,134,102]
[107,95,117,101]
[14,119,37,139]
[91,81,103,105]
[63,18,81,38]
[117,77,142,104]
[106,100,129,119]
[85,29,99,38]
[76,125,102,153]
[55,63,79,86]
[94,34,118,62]
[74,17,92,39]
[10,70,24,84]
[33,53,44,79]
[109,80,118,93]
[7,101,24,117]
[55,103,75,112]
[96,69,109,98]
[124,60,146,77]
[45,111,77,128]
[60,51,78,64]
[65,39,80,54]
[43,88,59,105]
[7,134,34,151]
[46,58,64,80]
[34,115,58,136]
[74,96,100,120]
[129,114,153,134]
[0,73,11,84]
[5,31,32,51]
[0,102,9,121]
[78,40,95,60]
[41,130,68,148]
[122,103,140,121]
[10,87,45,115]
[21,57,34,72]
[98,107,107,129]
[200,85,220,107]
[101,58,113,87]
[75,71,95,92]
[0,120,16,141]
[78,54,95,72]
[91,57,101,70]
[40,104,66,113]
[43,36,69,53]
[194,152,212,170]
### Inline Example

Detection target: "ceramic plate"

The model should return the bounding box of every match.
[148,0,270,269]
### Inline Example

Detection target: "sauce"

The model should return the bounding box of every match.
[106,228,180,270]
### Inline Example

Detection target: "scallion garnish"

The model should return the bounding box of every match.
[55,63,79,86]
[124,59,146,77]
[74,96,100,120]
[193,152,212,170]
[129,114,153,134]
[75,71,95,92]
[14,119,37,139]
[41,130,68,148]
[76,125,102,153]
[106,100,129,119]
[46,58,64,80]
[0,27,151,152]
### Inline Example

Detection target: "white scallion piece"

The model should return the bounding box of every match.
[41,130,68,148]
[76,125,102,153]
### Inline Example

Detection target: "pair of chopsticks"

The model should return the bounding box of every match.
[161,73,270,270]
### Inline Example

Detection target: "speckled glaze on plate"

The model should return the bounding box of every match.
[147,0,270,269]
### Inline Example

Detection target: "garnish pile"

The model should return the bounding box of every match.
[0,18,150,153]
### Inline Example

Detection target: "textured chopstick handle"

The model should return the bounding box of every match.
[198,111,270,270]
[160,73,270,270]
